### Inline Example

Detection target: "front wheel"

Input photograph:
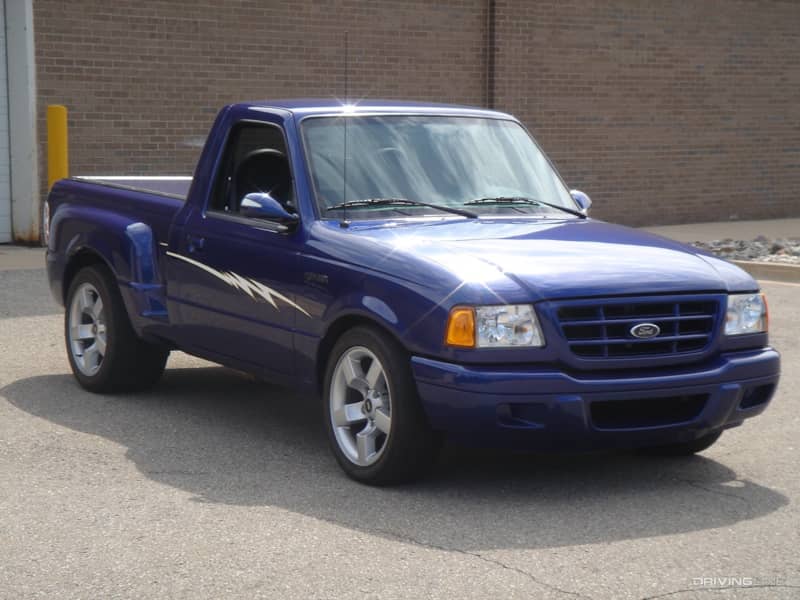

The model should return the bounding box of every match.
[323,326,440,485]
[65,265,169,393]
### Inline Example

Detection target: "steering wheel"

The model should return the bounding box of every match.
[232,149,293,211]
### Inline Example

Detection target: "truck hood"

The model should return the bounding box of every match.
[343,218,756,301]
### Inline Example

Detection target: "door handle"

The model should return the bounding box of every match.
[187,235,205,253]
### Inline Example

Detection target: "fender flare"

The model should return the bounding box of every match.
[52,205,166,328]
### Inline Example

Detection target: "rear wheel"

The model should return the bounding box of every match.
[639,431,723,457]
[323,326,440,485]
[65,265,168,392]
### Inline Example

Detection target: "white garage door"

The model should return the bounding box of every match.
[0,1,11,243]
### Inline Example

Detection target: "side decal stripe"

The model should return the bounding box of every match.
[166,251,311,317]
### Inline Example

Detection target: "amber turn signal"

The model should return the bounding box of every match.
[445,307,476,348]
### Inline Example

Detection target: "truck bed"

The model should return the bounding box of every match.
[47,176,191,257]
[45,175,194,331]
[75,176,193,200]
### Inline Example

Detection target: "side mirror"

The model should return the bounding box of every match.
[240,193,299,230]
[570,190,592,215]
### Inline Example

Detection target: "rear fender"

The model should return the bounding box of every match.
[49,204,167,333]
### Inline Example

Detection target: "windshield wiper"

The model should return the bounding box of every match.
[464,196,586,219]
[326,198,477,219]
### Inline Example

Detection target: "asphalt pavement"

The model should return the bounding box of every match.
[0,253,798,599]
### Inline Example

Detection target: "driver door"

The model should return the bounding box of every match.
[167,119,304,377]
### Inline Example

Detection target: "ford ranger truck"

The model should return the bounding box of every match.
[45,100,780,485]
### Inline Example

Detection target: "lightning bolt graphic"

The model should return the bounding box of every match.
[167,251,311,317]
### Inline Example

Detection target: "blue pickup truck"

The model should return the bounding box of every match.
[46,100,780,484]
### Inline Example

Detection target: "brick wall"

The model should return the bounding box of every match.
[494,0,800,225]
[34,0,800,226]
[34,0,487,175]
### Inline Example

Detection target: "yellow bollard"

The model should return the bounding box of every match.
[47,105,69,190]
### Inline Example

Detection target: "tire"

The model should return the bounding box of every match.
[639,431,723,457]
[323,326,440,485]
[65,265,169,393]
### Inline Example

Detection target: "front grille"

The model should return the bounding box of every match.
[556,298,718,359]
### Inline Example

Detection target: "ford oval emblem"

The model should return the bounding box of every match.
[630,323,661,339]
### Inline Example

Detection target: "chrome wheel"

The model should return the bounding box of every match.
[68,282,107,376]
[329,346,392,466]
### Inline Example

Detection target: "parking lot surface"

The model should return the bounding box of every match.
[1,256,798,599]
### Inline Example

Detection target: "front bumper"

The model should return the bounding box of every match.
[411,348,780,450]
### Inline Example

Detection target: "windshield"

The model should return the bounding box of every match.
[300,115,577,219]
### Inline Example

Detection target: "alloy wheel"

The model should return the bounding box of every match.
[329,346,392,466]
[68,282,107,376]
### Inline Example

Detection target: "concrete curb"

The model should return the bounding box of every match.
[732,260,800,283]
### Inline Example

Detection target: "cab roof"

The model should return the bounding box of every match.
[234,98,515,120]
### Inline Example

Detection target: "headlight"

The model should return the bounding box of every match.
[445,304,545,348]
[725,293,768,335]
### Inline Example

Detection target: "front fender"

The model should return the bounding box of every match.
[292,265,449,391]
[319,274,447,352]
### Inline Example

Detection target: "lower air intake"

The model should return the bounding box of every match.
[590,394,708,429]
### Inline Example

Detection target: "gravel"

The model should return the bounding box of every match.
[692,236,800,264]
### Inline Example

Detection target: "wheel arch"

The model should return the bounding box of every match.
[315,313,408,394]
[62,248,114,304]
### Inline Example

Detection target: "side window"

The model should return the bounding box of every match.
[209,122,294,215]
